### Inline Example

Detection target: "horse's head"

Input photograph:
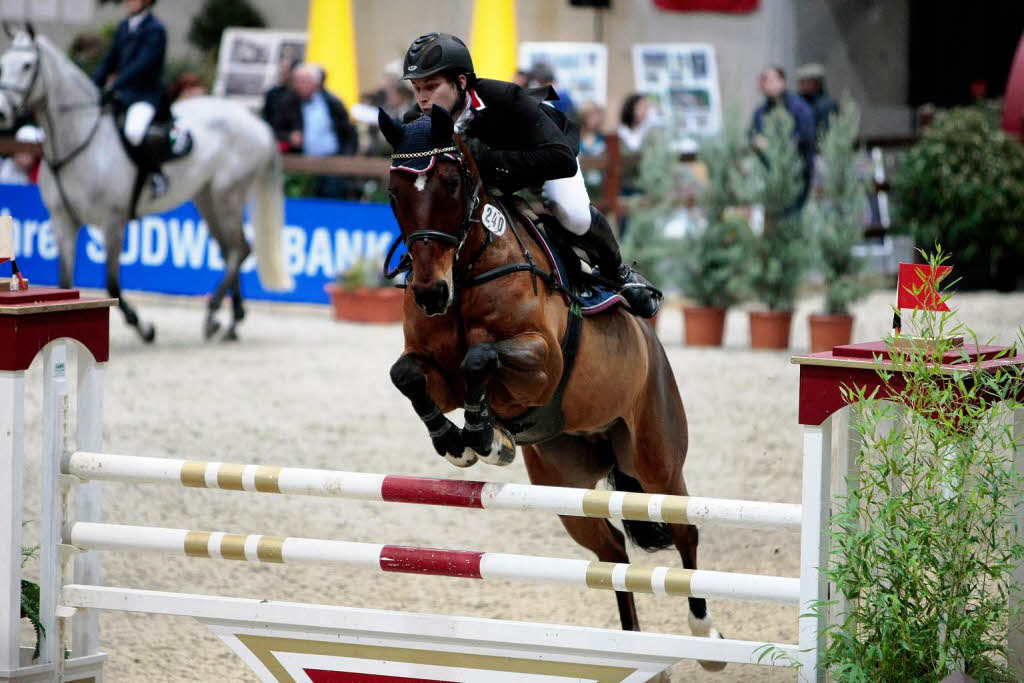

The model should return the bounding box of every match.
[380,105,481,317]
[0,23,42,130]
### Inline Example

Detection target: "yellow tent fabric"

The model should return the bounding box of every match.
[469,0,517,81]
[305,0,359,107]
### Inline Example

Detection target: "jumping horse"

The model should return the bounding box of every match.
[0,26,292,341]
[379,105,726,671]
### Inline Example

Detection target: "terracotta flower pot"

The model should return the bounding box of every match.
[749,310,793,350]
[808,313,854,353]
[682,306,726,346]
[324,284,405,323]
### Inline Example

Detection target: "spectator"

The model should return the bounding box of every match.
[617,93,651,152]
[274,63,358,198]
[577,102,606,190]
[531,63,577,121]
[168,72,206,103]
[262,54,298,132]
[795,63,839,137]
[751,65,815,208]
[0,125,43,185]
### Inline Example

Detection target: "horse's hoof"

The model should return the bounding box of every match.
[222,327,240,342]
[689,612,728,672]
[446,450,478,468]
[477,426,516,466]
[204,317,221,340]
[139,323,156,344]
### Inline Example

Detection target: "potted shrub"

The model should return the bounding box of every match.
[816,266,1024,680]
[806,98,870,352]
[676,112,751,346]
[324,257,406,323]
[736,107,809,349]
[621,129,687,332]
[892,104,1024,291]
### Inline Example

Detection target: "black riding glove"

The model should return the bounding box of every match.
[463,136,491,164]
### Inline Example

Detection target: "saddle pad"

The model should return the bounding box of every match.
[511,202,625,316]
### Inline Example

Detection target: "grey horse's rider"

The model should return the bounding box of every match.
[93,0,190,199]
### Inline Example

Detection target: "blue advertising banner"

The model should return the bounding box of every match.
[0,183,401,304]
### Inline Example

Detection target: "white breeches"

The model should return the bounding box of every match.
[541,159,592,235]
[124,101,156,146]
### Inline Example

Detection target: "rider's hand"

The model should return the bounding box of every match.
[289,130,303,150]
[100,87,116,107]
[464,136,491,162]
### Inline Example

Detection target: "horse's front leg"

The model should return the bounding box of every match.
[461,333,553,466]
[390,353,475,467]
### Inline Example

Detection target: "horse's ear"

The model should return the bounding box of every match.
[429,105,455,148]
[2,21,13,39]
[25,21,34,40]
[377,108,403,149]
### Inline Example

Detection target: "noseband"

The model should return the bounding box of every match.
[383,146,482,279]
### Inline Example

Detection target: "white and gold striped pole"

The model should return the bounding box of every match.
[67,522,800,605]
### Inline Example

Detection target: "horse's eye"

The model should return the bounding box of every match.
[21,63,30,72]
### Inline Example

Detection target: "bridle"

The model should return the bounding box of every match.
[0,41,41,126]
[382,145,482,279]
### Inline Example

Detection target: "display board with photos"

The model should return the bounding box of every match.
[632,43,722,136]
[214,29,308,110]
[518,42,608,107]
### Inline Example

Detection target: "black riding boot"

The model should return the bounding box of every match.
[577,205,662,319]
[138,121,192,200]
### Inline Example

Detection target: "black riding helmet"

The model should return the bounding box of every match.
[402,33,475,81]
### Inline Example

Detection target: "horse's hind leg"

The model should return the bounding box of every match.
[629,346,727,671]
[195,187,249,340]
[103,222,155,343]
[521,442,641,632]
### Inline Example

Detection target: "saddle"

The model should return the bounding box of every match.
[488,192,627,445]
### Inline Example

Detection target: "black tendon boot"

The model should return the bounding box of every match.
[580,205,662,318]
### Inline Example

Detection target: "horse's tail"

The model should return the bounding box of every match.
[250,150,293,291]
[607,466,675,552]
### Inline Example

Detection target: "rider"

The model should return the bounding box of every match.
[92,0,190,200]
[400,32,661,318]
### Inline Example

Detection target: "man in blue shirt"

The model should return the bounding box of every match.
[750,65,816,208]
[274,64,357,198]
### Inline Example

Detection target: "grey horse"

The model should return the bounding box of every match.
[0,26,293,341]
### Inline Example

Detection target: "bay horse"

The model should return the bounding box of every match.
[380,105,726,671]
[0,27,292,342]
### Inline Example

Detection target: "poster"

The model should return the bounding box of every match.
[632,43,722,136]
[518,42,608,107]
[213,29,308,110]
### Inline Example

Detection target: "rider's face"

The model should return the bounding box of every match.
[412,74,464,115]
[123,0,146,14]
